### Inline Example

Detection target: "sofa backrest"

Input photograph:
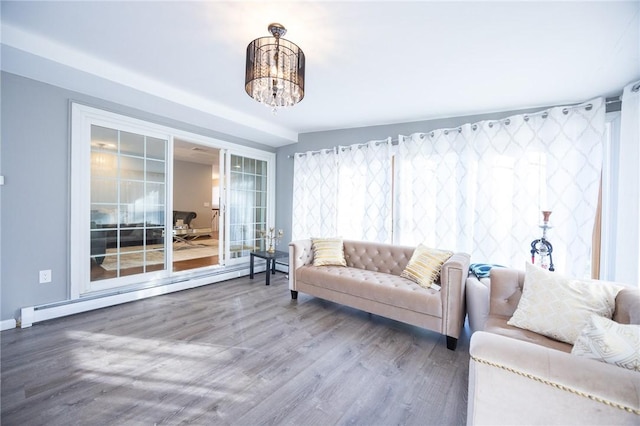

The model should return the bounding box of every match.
[489,267,640,324]
[343,239,415,277]
[488,268,525,318]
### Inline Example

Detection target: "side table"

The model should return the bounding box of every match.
[249,250,288,286]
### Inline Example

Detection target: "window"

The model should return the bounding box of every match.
[292,100,605,278]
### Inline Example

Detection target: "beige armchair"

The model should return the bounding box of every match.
[467,268,640,425]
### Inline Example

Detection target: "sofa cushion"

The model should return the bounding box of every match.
[400,245,453,290]
[311,238,347,267]
[507,263,621,345]
[572,315,640,372]
[296,265,442,317]
[484,316,573,353]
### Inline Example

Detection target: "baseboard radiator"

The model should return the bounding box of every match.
[18,264,263,328]
[1,319,17,331]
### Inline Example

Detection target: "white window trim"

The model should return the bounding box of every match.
[600,111,621,280]
[222,151,276,266]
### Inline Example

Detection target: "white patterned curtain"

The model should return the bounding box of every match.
[292,141,393,242]
[395,98,605,277]
[291,149,338,240]
[337,139,393,242]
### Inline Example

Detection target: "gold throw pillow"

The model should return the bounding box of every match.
[401,244,453,290]
[311,238,347,267]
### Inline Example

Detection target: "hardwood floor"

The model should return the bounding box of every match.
[91,238,219,281]
[1,273,471,425]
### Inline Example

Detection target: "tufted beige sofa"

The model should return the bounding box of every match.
[288,239,470,350]
[467,268,640,425]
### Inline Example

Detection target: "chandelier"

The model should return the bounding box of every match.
[245,23,305,113]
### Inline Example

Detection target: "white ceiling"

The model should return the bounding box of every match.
[174,138,220,169]
[2,1,639,147]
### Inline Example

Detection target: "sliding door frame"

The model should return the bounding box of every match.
[70,103,275,299]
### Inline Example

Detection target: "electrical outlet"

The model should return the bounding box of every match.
[39,270,52,283]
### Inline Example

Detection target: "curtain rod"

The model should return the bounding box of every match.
[288,99,613,159]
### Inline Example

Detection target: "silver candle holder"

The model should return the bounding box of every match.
[260,227,283,253]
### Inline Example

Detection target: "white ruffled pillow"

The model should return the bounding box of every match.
[572,315,640,371]
[507,263,621,345]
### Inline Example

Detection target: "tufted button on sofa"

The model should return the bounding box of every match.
[289,239,470,350]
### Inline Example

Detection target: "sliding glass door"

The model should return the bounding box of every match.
[89,125,168,284]
[227,154,269,260]
[71,104,275,298]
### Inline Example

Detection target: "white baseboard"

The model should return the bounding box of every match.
[1,319,17,331]
[275,263,289,273]
[19,267,257,328]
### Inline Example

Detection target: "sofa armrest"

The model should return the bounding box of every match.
[440,252,471,340]
[288,239,313,291]
[614,287,640,324]
[468,331,640,425]
[466,275,491,332]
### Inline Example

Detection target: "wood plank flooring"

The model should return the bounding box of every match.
[1,273,471,425]
[90,237,220,281]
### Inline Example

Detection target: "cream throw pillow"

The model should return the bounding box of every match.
[507,263,621,344]
[311,238,346,267]
[401,245,453,290]
[572,315,640,371]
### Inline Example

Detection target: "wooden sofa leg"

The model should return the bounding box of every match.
[290,290,298,300]
[446,336,458,351]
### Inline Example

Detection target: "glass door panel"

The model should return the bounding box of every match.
[90,124,167,283]
[228,154,268,260]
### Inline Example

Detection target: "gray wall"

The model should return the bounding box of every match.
[275,107,549,247]
[0,71,274,321]
[173,160,213,229]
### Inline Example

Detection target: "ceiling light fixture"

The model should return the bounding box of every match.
[245,23,305,113]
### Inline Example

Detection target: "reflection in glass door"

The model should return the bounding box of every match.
[89,125,167,283]
[171,140,221,272]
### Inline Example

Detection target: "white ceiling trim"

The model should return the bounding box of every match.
[1,23,299,146]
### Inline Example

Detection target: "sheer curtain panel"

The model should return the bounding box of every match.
[337,139,393,242]
[395,98,605,277]
[291,149,338,240]
[291,99,605,277]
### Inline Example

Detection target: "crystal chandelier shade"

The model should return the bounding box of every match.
[245,23,305,112]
